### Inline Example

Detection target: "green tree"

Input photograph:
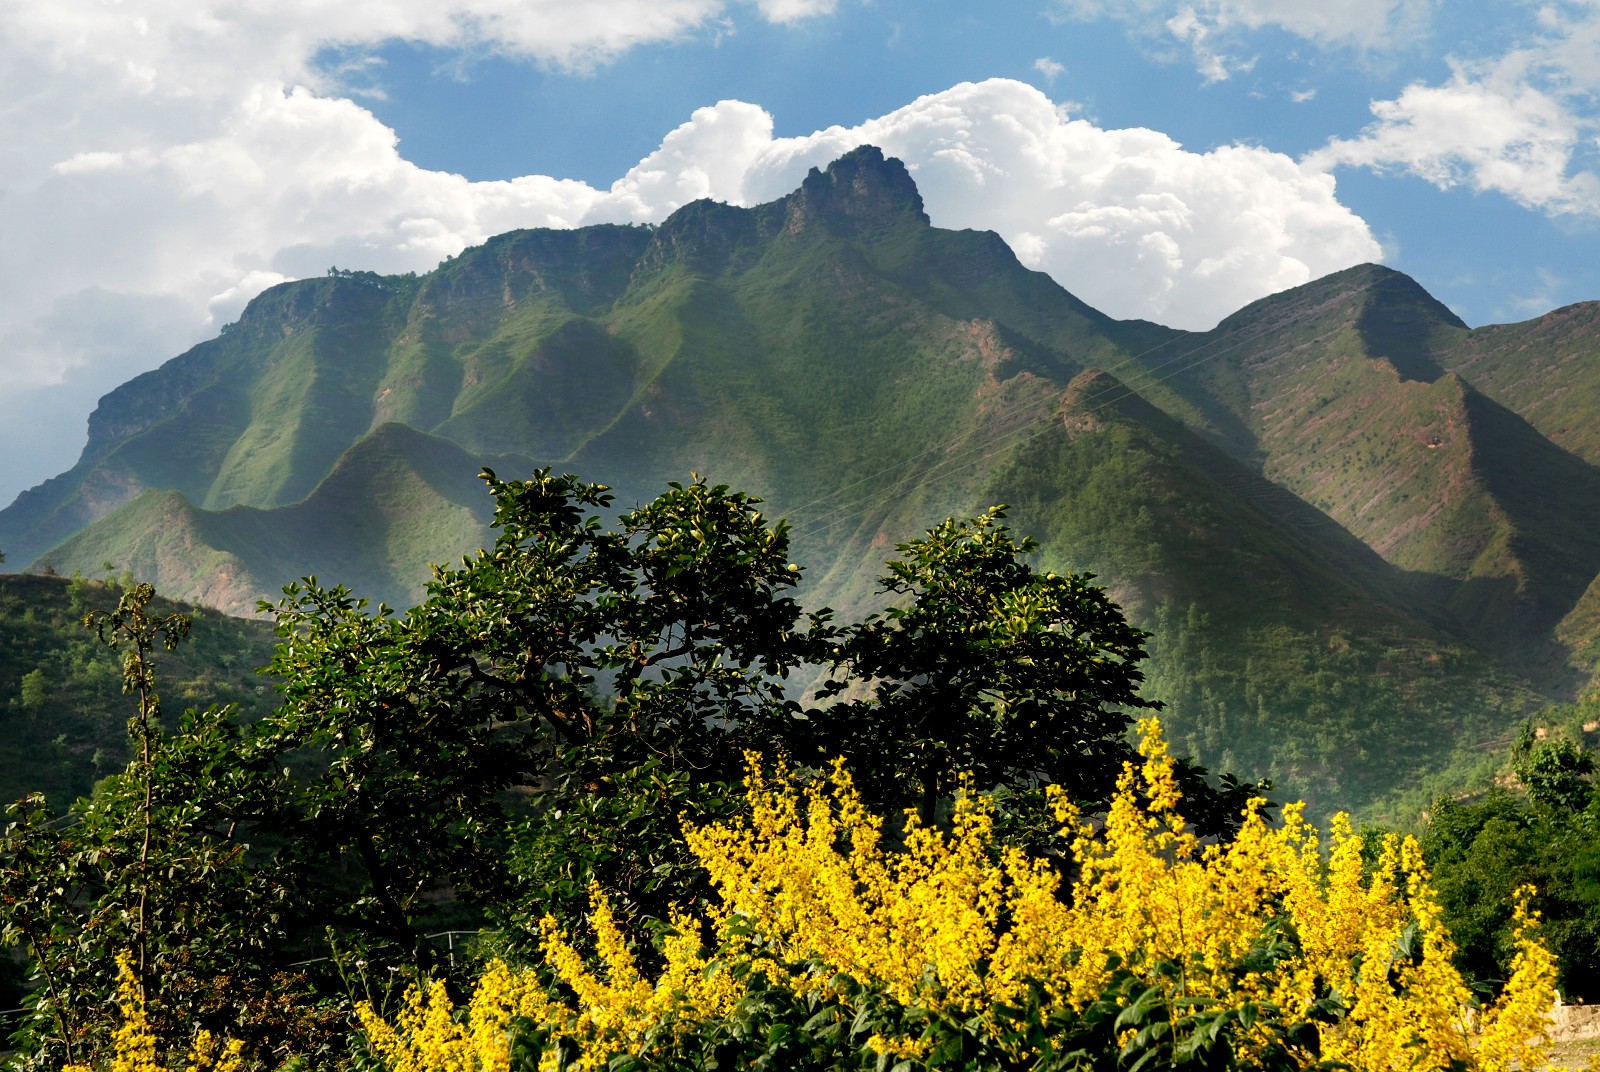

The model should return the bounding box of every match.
[17,666,48,713]
[250,469,816,962]
[1426,724,1600,1000]
[82,583,192,987]
[0,586,298,1068]
[812,507,1161,824]
[1513,731,1595,813]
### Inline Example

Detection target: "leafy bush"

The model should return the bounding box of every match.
[1424,714,1600,1001]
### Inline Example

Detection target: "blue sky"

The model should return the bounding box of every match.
[1,0,1598,504]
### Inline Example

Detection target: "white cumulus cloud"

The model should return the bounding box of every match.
[1309,68,1600,213]
[1308,6,1600,216]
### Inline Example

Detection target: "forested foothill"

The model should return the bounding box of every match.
[0,469,1587,1071]
[0,571,278,809]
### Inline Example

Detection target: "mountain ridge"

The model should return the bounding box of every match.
[5,144,1598,813]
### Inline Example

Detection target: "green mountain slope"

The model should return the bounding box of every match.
[1559,575,1600,673]
[0,574,279,806]
[6,147,1600,813]
[45,425,530,613]
[1437,300,1600,466]
[0,277,421,567]
[1139,266,1600,666]
[976,369,1529,809]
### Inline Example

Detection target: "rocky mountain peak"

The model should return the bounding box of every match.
[782,145,930,235]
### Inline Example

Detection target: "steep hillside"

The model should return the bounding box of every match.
[1438,300,1600,466]
[0,276,421,566]
[1144,266,1600,661]
[0,574,279,807]
[976,369,1525,807]
[1559,575,1600,680]
[1000,369,1432,625]
[45,425,529,613]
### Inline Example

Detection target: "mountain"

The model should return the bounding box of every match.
[0,573,279,807]
[1136,266,1600,660]
[40,423,532,611]
[4,145,1597,814]
[3,147,1170,612]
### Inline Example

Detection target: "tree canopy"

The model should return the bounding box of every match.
[2,469,1264,1066]
[812,508,1159,823]
[1424,711,1600,1001]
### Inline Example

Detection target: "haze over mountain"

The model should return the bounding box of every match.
[5,146,1599,814]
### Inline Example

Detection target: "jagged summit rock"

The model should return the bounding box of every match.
[782,145,930,234]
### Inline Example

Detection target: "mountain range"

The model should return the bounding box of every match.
[5,145,1598,815]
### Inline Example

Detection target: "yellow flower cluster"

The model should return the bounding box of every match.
[686,720,1561,1068]
[357,898,741,1072]
[63,952,243,1072]
[357,960,556,1072]
[361,718,1562,1071]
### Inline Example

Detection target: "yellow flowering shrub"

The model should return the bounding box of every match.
[356,959,557,1072]
[61,951,243,1072]
[361,718,1562,1071]
[357,899,741,1072]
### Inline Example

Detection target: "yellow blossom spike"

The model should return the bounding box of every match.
[354,723,1559,1072]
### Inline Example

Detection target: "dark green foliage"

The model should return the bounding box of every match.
[1512,727,1595,813]
[1423,714,1600,1000]
[0,572,279,809]
[505,951,1338,1072]
[812,508,1159,824]
[0,588,303,1067]
[1141,599,1527,822]
[248,469,817,966]
[500,756,739,958]
[1,470,822,1068]
[81,582,194,985]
